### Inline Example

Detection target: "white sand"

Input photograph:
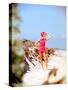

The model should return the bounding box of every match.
[22,50,66,86]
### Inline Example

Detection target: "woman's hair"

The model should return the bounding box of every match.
[41,32,47,37]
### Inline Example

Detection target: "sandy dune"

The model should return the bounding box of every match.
[22,50,66,86]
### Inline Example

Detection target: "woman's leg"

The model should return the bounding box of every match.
[43,53,48,68]
[38,52,43,68]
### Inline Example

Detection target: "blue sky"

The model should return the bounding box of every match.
[17,4,66,49]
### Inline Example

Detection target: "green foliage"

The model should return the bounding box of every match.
[9,3,25,86]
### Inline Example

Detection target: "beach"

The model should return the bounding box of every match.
[22,49,66,86]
